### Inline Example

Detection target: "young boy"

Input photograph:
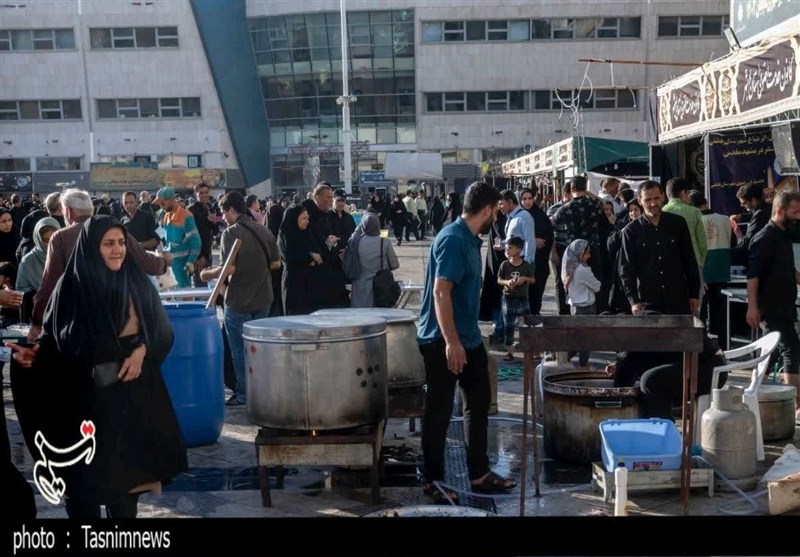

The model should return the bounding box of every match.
[497,236,536,361]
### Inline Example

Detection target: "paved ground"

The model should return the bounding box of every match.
[4,234,799,518]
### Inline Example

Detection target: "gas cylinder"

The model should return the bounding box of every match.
[701,385,757,485]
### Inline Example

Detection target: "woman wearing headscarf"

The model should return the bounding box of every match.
[9,215,187,519]
[278,205,322,315]
[246,195,266,225]
[0,208,21,265]
[345,213,399,308]
[16,217,60,294]
[441,192,463,227]
[562,239,601,367]
[389,194,408,246]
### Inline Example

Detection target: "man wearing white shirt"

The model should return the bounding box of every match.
[597,177,623,214]
[496,190,536,266]
[403,190,419,241]
[416,187,429,240]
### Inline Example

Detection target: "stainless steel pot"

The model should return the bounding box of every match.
[313,308,425,389]
[243,316,388,431]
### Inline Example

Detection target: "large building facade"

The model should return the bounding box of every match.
[2,0,730,195]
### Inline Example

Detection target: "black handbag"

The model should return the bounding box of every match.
[91,319,125,388]
[373,238,400,308]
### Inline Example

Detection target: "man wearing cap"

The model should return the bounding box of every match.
[330,189,356,253]
[156,187,201,287]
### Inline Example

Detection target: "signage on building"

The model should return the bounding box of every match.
[0,172,33,193]
[359,170,387,183]
[501,137,569,176]
[655,33,800,143]
[90,162,159,190]
[732,0,800,47]
[160,168,226,190]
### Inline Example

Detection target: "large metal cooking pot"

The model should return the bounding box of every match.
[312,308,425,389]
[543,371,640,464]
[243,315,388,431]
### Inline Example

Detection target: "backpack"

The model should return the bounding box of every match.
[372,238,400,308]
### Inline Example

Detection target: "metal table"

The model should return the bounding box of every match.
[517,315,705,516]
[722,287,800,347]
[158,288,213,302]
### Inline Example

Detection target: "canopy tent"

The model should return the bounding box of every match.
[384,152,443,180]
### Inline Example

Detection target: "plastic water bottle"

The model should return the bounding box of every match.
[614,459,628,516]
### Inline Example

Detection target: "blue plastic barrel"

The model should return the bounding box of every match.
[161,302,224,447]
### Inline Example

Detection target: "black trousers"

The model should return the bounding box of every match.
[392,224,405,244]
[2,368,36,520]
[639,364,684,420]
[528,267,549,315]
[702,283,727,349]
[420,339,490,483]
[65,492,140,519]
[550,245,570,315]
[763,316,800,375]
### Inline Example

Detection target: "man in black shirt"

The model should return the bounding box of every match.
[188,182,216,286]
[121,191,159,249]
[731,183,770,267]
[619,180,701,316]
[746,191,800,417]
[330,189,356,253]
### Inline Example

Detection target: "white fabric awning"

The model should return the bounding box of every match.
[384,153,443,180]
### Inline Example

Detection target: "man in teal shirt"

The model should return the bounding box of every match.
[663,178,708,297]
[417,181,516,504]
[155,187,201,287]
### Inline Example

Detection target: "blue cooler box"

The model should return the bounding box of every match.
[599,419,682,473]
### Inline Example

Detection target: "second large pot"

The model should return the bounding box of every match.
[543,371,640,464]
[312,308,425,389]
[243,315,388,431]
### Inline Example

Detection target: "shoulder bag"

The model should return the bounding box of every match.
[372,238,400,308]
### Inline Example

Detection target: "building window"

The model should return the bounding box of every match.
[90,26,179,49]
[426,91,528,112]
[0,158,31,172]
[443,21,465,42]
[96,98,201,119]
[36,157,82,171]
[658,15,728,37]
[547,88,637,110]
[0,28,75,51]
[0,99,82,120]
[443,92,465,111]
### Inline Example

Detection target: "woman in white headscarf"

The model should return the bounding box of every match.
[561,238,600,367]
[16,217,60,293]
[345,213,399,308]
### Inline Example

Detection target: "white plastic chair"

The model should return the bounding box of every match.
[694,332,782,461]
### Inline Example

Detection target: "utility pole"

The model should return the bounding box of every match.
[336,0,356,194]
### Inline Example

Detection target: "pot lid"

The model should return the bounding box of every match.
[243,315,386,342]
[757,383,797,402]
[312,308,416,324]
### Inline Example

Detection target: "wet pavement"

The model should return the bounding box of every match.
[4,237,800,518]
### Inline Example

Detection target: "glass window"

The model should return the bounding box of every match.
[531,20,551,39]
[139,98,159,118]
[112,28,135,48]
[487,91,508,111]
[0,101,18,120]
[596,18,618,38]
[658,17,679,37]
[269,26,289,50]
[552,19,574,39]
[422,21,442,42]
[270,131,286,148]
[156,26,178,47]
[90,28,111,48]
[465,20,485,41]
[508,20,529,41]
[55,29,75,49]
[97,99,116,119]
[444,92,465,111]
[619,17,641,38]
[577,89,592,109]
[157,98,178,117]
[594,89,616,109]
[40,100,62,119]
[19,100,39,119]
[467,92,485,111]
[33,29,54,50]
[348,12,369,25]
[357,127,376,144]
[0,158,30,171]
[426,93,443,112]
[62,99,81,119]
[181,97,201,117]
[0,30,10,51]
[377,127,396,143]
[372,23,392,45]
[533,90,551,109]
[509,90,526,110]
[370,11,391,24]
[574,18,597,39]
[702,16,723,36]
[396,127,415,143]
[135,27,156,47]
[487,20,507,41]
[617,89,636,108]
[443,21,465,41]
[118,99,139,118]
[11,30,32,50]
[679,16,700,36]
[307,24,328,48]
[393,22,413,55]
